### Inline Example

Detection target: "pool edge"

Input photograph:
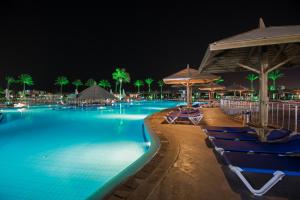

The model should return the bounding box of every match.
[88,111,164,200]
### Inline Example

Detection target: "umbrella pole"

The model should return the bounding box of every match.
[259,52,269,129]
[190,85,193,105]
[186,83,190,106]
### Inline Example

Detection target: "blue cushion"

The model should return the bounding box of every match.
[266,129,290,141]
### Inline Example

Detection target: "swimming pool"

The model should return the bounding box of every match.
[0,101,181,200]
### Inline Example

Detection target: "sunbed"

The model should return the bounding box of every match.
[202,126,256,133]
[164,110,203,125]
[222,151,300,196]
[211,134,300,155]
[204,130,258,141]
[204,128,290,142]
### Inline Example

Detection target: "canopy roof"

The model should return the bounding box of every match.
[199,19,300,74]
[77,85,115,100]
[198,82,226,91]
[164,65,219,85]
[226,84,249,92]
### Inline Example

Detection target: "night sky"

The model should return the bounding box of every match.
[0,1,300,92]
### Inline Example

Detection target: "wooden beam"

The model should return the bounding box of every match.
[270,44,287,65]
[266,57,296,73]
[199,48,211,73]
[237,63,260,74]
[247,46,256,60]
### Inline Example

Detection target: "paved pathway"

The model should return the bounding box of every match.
[145,108,300,200]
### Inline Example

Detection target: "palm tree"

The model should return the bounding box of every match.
[246,73,258,90]
[5,76,15,99]
[5,76,15,91]
[98,79,111,89]
[145,78,154,93]
[0,87,4,95]
[214,78,224,84]
[112,68,130,99]
[72,79,83,94]
[157,80,164,99]
[268,70,284,90]
[85,78,96,87]
[18,74,34,96]
[55,76,69,95]
[134,80,144,93]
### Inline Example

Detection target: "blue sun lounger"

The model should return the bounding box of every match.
[204,130,258,141]
[212,134,299,155]
[204,128,290,142]
[222,152,300,196]
[202,126,256,133]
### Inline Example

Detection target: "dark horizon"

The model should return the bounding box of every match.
[0,1,300,93]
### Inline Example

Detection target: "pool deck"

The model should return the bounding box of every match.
[107,107,300,200]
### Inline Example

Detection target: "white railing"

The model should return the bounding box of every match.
[220,99,300,132]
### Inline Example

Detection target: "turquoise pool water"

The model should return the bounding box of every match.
[0,101,180,200]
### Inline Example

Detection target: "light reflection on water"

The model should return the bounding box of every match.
[0,101,180,200]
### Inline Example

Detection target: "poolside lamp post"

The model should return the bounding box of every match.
[199,18,300,132]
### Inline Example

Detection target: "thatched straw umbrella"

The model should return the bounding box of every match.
[199,18,300,129]
[226,84,249,97]
[77,85,115,101]
[163,64,219,106]
[198,82,226,99]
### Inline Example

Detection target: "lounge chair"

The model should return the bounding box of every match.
[164,110,203,125]
[222,151,300,196]
[204,130,258,141]
[204,128,290,142]
[211,133,298,155]
[202,126,256,133]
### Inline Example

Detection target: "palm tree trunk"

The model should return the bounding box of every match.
[137,86,140,93]
[23,83,25,96]
[251,80,253,90]
[273,79,276,100]
[119,80,122,100]
[160,86,163,99]
[60,85,63,95]
[115,81,118,93]
[148,84,151,93]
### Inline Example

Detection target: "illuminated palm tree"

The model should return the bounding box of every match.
[246,73,258,90]
[18,74,34,96]
[145,78,154,93]
[134,80,144,93]
[214,78,224,84]
[5,76,15,99]
[157,80,164,99]
[5,76,15,91]
[98,79,111,89]
[112,68,130,99]
[0,87,4,95]
[72,79,83,94]
[268,70,284,90]
[85,78,96,87]
[55,76,69,95]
